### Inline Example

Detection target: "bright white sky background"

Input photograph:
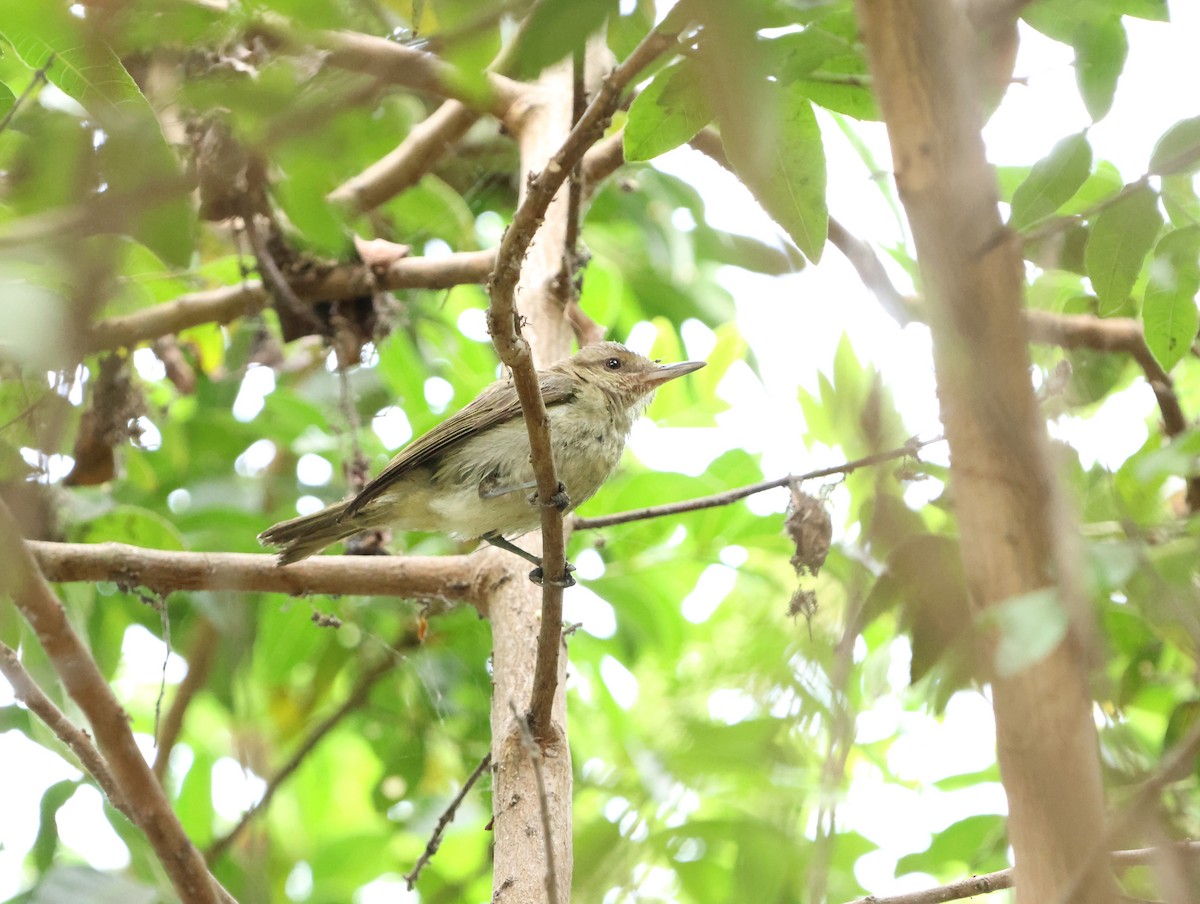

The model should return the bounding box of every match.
[2,2,1199,900]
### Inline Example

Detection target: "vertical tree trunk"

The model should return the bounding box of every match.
[853,3,1115,903]
[487,57,576,904]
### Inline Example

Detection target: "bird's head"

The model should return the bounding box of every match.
[562,342,706,411]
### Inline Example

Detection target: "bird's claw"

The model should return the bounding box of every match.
[529,481,571,512]
[528,561,577,588]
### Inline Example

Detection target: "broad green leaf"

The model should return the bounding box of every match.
[1060,159,1123,214]
[508,0,618,78]
[0,81,14,121]
[22,865,159,904]
[721,84,828,261]
[624,61,712,162]
[1084,185,1162,312]
[1148,115,1200,176]
[1142,226,1200,371]
[1074,17,1128,121]
[896,814,1007,877]
[1009,132,1092,231]
[32,781,80,873]
[1162,173,1200,226]
[0,2,195,266]
[70,505,186,551]
[983,587,1069,678]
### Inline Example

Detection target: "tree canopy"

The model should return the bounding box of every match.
[1,1,1199,903]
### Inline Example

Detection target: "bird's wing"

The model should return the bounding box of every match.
[342,370,577,518]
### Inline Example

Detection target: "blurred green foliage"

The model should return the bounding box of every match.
[0,0,1199,903]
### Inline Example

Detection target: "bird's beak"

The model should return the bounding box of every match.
[640,359,706,388]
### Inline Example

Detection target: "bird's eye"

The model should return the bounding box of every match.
[605,357,622,370]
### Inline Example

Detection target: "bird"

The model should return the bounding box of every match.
[258,342,705,585]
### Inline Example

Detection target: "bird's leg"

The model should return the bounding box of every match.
[482,534,577,588]
[478,473,538,500]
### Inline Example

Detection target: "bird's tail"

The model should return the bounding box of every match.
[258,500,364,565]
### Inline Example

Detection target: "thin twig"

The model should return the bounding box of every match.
[404,752,493,889]
[842,842,1200,904]
[572,437,941,531]
[510,704,558,904]
[0,641,132,819]
[153,618,220,783]
[0,54,54,134]
[205,629,418,861]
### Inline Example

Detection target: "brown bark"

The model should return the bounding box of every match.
[854,3,1114,904]
[486,56,577,904]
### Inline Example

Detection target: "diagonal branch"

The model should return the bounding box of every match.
[255,17,526,126]
[327,100,480,213]
[205,628,419,861]
[0,640,132,819]
[1,500,224,904]
[486,10,690,741]
[572,438,941,531]
[404,751,492,889]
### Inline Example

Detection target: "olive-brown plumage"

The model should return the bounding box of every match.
[258,342,704,571]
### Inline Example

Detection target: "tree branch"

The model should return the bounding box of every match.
[487,7,689,743]
[572,438,940,531]
[855,4,1113,904]
[327,100,480,213]
[843,842,1200,904]
[1,501,224,904]
[205,628,419,862]
[0,640,131,819]
[256,17,526,127]
[404,751,492,889]
[26,541,487,609]
[84,249,496,352]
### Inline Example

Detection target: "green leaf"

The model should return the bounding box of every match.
[70,505,186,551]
[1084,185,1162,313]
[0,2,195,266]
[1149,115,1200,176]
[721,84,828,261]
[1074,17,1128,121]
[508,0,618,78]
[32,780,80,873]
[1061,159,1123,214]
[897,814,1007,877]
[1009,132,1092,231]
[624,61,712,162]
[1143,226,1200,371]
[983,587,1069,678]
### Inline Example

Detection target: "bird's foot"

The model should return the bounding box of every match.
[528,481,571,512]
[528,561,577,588]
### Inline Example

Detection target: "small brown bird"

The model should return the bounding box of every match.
[258,342,705,584]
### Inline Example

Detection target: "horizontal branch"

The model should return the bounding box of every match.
[572,438,939,531]
[844,842,1200,904]
[85,249,496,352]
[27,541,488,609]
